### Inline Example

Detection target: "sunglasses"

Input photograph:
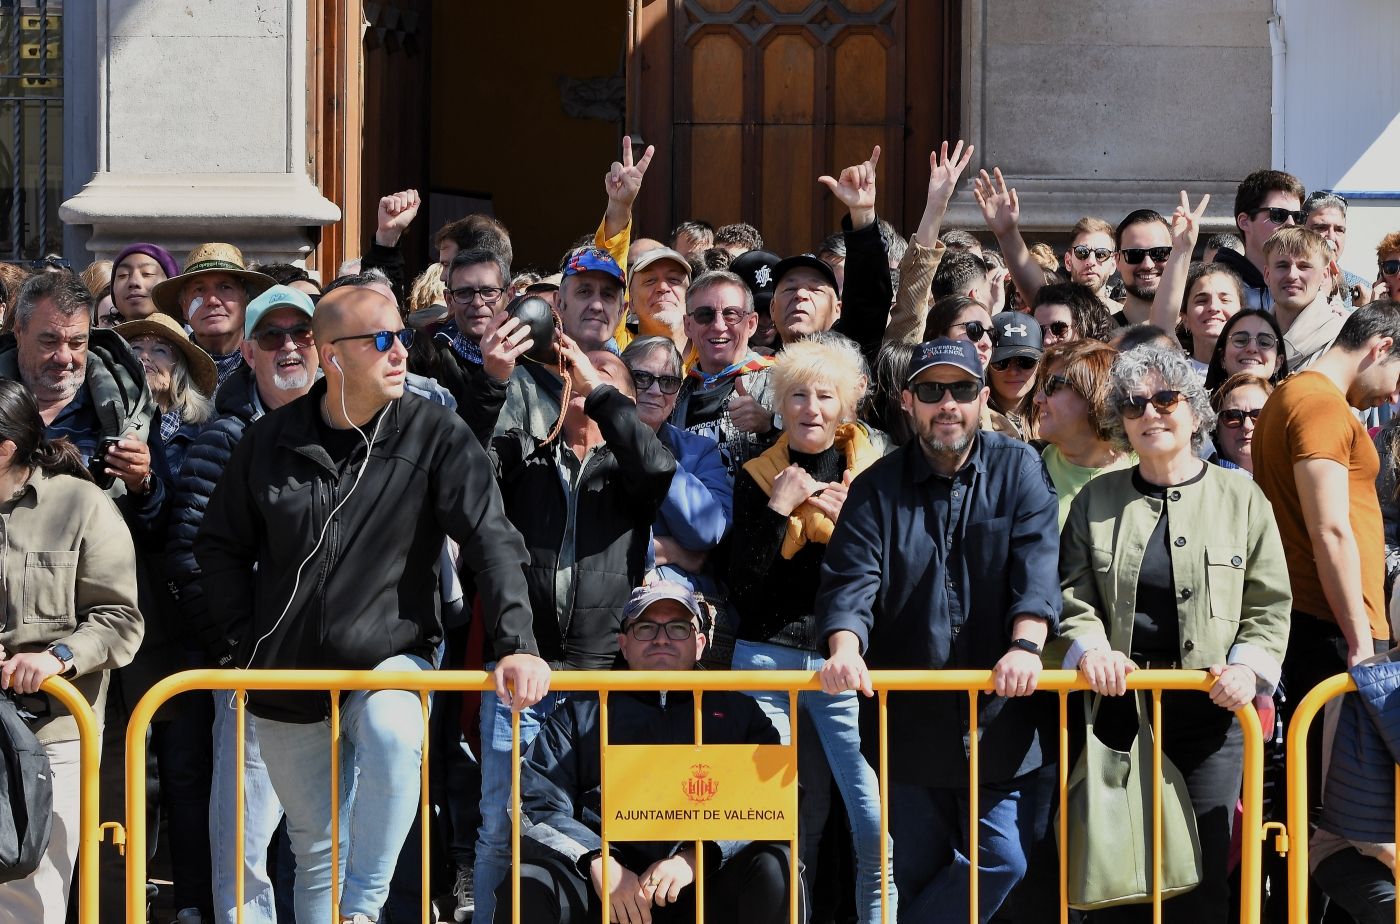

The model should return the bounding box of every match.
[253,324,314,352]
[1219,408,1262,429]
[1072,245,1113,263]
[100,308,125,326]
[1119,247,1173,265]
[448,285,504,306]
[330,329,415,351]
[1041,373,1074,397]
[1227,331,1278,351]
[910,380,982,404]
[955,320,998,344]
[1247,206,1307,226]
[1304,190,1348,209]
[1381,259,1400,277]
[1042,320,1072,339]
[1118,390,1184,419]
[626,621,697,641]
[687,306,749,326]
[630,369,683,395]
[990,356,1038,372]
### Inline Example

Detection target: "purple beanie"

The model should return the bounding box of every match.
[113,243,180,281]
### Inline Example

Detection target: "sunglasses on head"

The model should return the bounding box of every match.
[1247,206,1307,226]
[630,369,683,395]
[1041,374,1074,397]
[1072,245,1113,263]
[330,329,414,352]
[1219,408,1262,428]
[1381,259,1400,277]
[1119,247,1173,265]
[626,620,697,641]
[956,320,998,344]
[1042,320,1072,339]
[1227,331,1277,351]
[910,380,982,404]
[687,306,749,326]
[1118,390,1183,419]
[990,356,1038,372]
[253,324,314,352]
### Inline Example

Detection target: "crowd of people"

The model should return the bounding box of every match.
[1,135,1399,924]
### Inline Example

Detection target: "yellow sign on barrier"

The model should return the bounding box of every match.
[604,743,797,840]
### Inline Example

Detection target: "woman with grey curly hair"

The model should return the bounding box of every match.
[1056,342,1292,922]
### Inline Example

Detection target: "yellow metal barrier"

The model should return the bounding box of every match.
[122,668,1266,924]
[29,675,106,924]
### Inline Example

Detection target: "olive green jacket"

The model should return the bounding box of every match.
[0,469,143,743]
[1058,464,1292,691]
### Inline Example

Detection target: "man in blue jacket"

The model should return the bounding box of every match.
[498,581,789,924]
[816,338,1060,924]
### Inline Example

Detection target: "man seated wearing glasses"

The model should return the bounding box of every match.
[195,285,546,924]
[498,581,790,924]
[467,336,676,924]
[817,337,1060,924]
[671,270,780,477]
[1212,168,1308,311]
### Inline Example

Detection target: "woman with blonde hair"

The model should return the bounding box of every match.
[727,331,896,922]
[115,313,216,477]
[405,263,448,323]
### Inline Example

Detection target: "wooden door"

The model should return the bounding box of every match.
[636,0,956,258]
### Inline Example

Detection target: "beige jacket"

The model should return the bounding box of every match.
[0,469,143,743]
[886,238,947,344]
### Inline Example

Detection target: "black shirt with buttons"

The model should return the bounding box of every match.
[1128,464,1209,662]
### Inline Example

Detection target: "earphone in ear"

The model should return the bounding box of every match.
[331,355,342,371]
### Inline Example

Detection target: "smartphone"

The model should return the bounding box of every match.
[87,436,122,489]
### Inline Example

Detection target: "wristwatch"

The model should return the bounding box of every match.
[46,643,75,676]
[1008,638,1042,656]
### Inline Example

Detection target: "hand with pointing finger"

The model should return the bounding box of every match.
[819,145,881,229]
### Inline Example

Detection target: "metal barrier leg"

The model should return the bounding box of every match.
[879,689,890,924]
[968,690,979,924]
[420,690,431,924]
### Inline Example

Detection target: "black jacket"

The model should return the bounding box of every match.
[165,367,259,656]
[487,385,675,669]
[194,379,534,721]
[833,216,895,369]
[521,690,779,871]
[408,324,507,433]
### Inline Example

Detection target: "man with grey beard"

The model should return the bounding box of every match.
[165,283,320,924]
[816,337,1060,924]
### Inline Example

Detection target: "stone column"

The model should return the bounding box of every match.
[60,0,340,266]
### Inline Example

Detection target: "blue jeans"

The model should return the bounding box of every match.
[254,653,432,922]
[211,690,285,924]
[472,671,571,924]
[731,639,896,924]
[888,774,1039,924]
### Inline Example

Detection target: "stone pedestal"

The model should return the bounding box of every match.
[60,0,339,265]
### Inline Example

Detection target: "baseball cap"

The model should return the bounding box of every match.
[772,253,840,294]
[906,338,984,386]
[563,247,626,288]
[621,581,711,632]
[244,284,317,338]
[628,247,692,286]
[729,249,781,313]
[989,312,1043,364]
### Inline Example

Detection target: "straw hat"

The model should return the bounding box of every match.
[115,312,219,397]
[150,242,276,320]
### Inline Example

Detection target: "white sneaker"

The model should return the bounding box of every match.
[174,910,204,924]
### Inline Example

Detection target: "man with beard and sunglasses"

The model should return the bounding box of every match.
[166,284,321,924]
[816,337,1060,924]
[195,286,546,924]
[1214,169,1308,310]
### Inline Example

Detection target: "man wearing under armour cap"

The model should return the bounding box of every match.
[817,335,1060,924]
[986,312,1043,437]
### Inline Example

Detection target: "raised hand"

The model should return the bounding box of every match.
[479,310,535,383]
[972,168,1020,237]
[606,138,656,210]
[375,189,421,247]
[927,140,974,207]
[818,145,881,227]
[1170,190,1211,253]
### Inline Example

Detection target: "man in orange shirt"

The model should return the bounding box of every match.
[1254,300,1400,710]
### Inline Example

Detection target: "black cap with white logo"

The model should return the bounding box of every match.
[989,312,1043,363]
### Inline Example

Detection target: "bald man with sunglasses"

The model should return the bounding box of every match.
[195,286,544,924]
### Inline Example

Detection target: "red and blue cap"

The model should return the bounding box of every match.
[563,247,626,288]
